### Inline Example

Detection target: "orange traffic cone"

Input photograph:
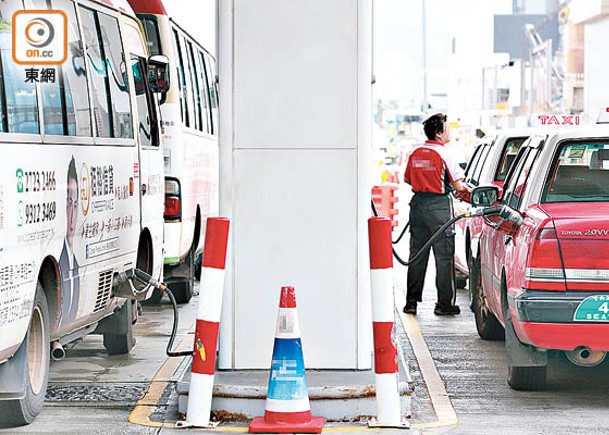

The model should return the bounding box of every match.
[249,286,324,434]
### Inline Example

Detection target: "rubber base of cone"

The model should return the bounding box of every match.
[249,416,325,433]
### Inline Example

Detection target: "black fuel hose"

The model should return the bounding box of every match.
[370,198,502,267]
[391,213,467,267]
[164,288,193,358]
[131,268,193,358]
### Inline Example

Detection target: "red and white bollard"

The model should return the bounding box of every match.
[367,217,408,428]
[179,217,230,428]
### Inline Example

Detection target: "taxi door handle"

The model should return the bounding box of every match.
[142,183,147,195]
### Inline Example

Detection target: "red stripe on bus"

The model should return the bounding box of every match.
[127,0,167,15]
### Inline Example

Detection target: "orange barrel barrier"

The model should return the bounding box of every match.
[371,184,399,227]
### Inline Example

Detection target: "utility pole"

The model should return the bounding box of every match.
[421,0,428,110]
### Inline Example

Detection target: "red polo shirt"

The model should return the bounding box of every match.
[404,140,464,195]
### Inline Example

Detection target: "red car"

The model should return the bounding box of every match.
[452,130,530,285]
[469,125,609,390]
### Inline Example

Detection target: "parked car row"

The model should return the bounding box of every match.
[453,124,609,390]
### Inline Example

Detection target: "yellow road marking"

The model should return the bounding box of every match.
[395,287,459,430]
[131,289,458,432]
[129,330,396,432]
[128,331,193,428]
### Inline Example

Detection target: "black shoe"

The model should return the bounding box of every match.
[434,304,460,315]
[403,300,417,315]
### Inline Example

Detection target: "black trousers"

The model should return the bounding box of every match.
[406,193,456,307]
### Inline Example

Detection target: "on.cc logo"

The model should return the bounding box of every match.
[12,10,67,65]
[24,16,55,48]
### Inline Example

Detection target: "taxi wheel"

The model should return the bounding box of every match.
[507,366,547,391]
[467,256,475,311]
[470,256,504,341]
[0,284,50,427]
[504,282,547,391]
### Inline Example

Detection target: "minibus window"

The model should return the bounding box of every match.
[131,56,152,148]
[177,33,195,129]
[41,80,64,135]
[0,1,39,134]
[204,54,218,135]
[2,48,39,134]
[0,58,4,132]
[51,0,92,136]
[31,0,64,135]
[80,7,112,137]
[196,50,211,134]
[173,29,188,126]
[98,13,133,139]
[139,15,161,56]
[186,41,203,132]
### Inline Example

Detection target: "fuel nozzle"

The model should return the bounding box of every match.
[475,205,524,225]
[112,268,167,300]
[480,205,503,216]
[132,269,168,291]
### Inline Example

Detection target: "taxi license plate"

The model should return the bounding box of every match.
[573,295,609,322]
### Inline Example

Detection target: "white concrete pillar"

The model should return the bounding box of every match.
[218,0,373,369]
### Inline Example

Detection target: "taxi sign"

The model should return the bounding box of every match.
[573,295,609,322]
[531,113,581,127]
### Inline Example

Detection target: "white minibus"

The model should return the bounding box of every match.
[128,0,219,303]
[0,0,167,426]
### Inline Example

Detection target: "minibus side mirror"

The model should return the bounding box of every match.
[147,54,170,94]
[470,185,500,207]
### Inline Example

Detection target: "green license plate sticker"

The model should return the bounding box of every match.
[573,295,609,321]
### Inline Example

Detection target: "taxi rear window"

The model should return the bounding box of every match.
[543,142,609,203]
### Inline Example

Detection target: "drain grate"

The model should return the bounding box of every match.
[46,383,148,407]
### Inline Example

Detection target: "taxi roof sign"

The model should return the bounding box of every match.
[531,113,581,127]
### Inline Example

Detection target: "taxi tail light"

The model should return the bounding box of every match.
[525,225,566,291]
[164,179,181,220]
[559,240,609,291]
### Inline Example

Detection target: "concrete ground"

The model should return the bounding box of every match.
[5,185,609,433]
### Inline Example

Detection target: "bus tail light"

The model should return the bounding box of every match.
[164,178,181,220]
[525,225,566,291]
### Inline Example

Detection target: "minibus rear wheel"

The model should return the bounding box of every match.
[0,283,50,427]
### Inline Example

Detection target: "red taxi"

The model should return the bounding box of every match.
[452,130,530,283]
[469,125,609,390]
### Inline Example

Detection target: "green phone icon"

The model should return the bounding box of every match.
[16,168,24,193]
